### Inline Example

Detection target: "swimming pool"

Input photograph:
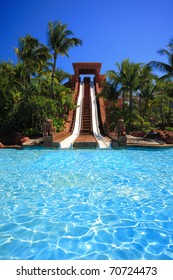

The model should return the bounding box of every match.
[0,147,173,260]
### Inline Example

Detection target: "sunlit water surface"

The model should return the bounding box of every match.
[0,147,173,260]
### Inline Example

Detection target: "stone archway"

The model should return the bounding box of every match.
[68,62,106,87]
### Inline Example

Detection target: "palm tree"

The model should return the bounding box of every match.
[15,35,51,86]
[148,39,173,80]
[107,59,141,114]
[99,81,120,107]
[138,65,156,116]
[107,62,125,112]
[122,60,141,113]
[54,68,70,84]
[47,20,82,98]
[154,79,173,124]
[0,61,16,91]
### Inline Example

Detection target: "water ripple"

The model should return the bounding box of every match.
[0,148,173,259]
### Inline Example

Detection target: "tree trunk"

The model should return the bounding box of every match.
[50,54,57,99]
[160,97,164,124]
[122,91,125,114]
[167,99,172,123]
[139,94,141,116]
[129,90,132,113]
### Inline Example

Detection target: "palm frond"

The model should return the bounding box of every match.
[158,48,170,56]
[148,61,172,73]
[159,72,173,81]
[167,38,173,50]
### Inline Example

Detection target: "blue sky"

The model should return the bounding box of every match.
[0,0,173,75]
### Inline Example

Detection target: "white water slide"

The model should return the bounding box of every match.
[60,81,110,149]
[90,83,111,148]
[59,83,84,148]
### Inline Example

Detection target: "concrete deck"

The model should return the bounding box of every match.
[3,134,172,149]
[126,135,173,148]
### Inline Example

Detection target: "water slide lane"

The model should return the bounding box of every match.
[90,84,111,148]
[59,83,84,148]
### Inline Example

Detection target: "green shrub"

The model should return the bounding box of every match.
[165,127,173,132]
[52,118,64,132]
[126,114,154,133]
[24,128,42,138]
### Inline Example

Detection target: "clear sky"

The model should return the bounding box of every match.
[0,0,172,75]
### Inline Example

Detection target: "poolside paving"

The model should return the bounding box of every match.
[126,135,173,147]
[3,134,173,148]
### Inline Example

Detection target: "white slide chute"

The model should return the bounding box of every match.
[90,83,111,148]
[59,83,84,148]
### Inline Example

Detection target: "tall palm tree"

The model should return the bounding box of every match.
[148,39,173,80]
[138,65,156,116]
[154,79,173,123]
[107,62,125,112]
[122,60,141,113]
[47,20,82,98]
[15,35,51,88]
[107,59,141,114]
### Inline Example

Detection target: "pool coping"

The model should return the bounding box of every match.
[1,137,173,149]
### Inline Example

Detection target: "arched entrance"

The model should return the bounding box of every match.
[68,62,106,87]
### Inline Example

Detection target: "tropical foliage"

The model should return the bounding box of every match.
[47,20,82,98]
[148,38,173,80]
[101,41,173,133]
[0,20,82,141]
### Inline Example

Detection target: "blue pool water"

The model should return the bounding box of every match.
[0,147,173,260]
